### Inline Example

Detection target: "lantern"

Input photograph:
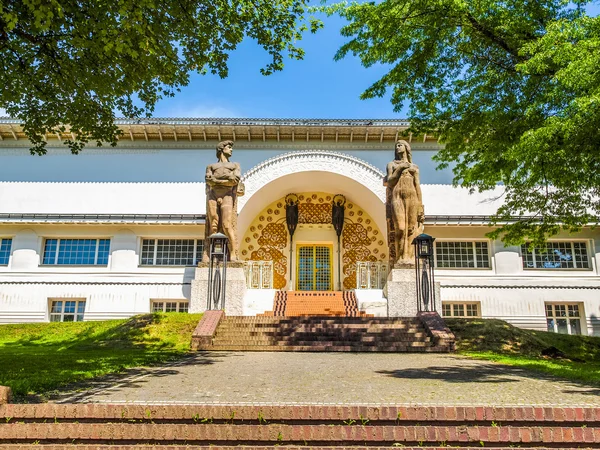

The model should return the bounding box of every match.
[207,232,228,310]
[413,233,436,312]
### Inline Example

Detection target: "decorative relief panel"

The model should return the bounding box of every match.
[241,203,288,289]
[341,205,386,290]
[241,191,386,291]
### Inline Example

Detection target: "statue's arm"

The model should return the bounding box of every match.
[414,167,425,222]
[205,165,213,183]
[232,163,241,182]
[414,166,423,203]
[386,162,399,186]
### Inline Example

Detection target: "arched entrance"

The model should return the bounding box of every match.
[239,152,388,291]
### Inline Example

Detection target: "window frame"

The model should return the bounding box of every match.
[41,237,111,266]
[151,300,190,313]
[545,302,583,335]
[433,239,492,269]
[442,302,481,318]
[0,237,13,266]
[48,298,87,322]
[139,238,204,267]
[521,240,591,270]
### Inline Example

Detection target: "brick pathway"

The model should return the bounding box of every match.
[60,352,600,406]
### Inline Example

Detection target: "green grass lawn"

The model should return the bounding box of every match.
[447,318,600,386]
[0,313,201,399]
[2,314,598,400]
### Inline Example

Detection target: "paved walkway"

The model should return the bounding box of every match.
[60,352,600,406]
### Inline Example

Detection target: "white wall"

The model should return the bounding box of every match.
[0,224,201,323]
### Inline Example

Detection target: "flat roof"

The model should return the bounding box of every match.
[0,117,437,144]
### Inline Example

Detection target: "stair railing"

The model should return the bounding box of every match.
[243,260,274,289]
[355,261,389,289]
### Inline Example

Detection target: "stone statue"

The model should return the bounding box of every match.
[384,140,425,266]
[203,140,244,261]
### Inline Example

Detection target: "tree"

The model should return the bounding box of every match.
[328,0,600,244]
[0,0,320,154]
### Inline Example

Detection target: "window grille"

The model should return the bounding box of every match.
[442,302,480,318]
[141,239,204,266]
[545,303,582,335]
[0,238,12,265]
[49,299,86,322]
[43,239,110,265]
[521,242,589,269]
[151,300,189,313]
[435,241,490,268]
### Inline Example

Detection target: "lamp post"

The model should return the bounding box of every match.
[332,194,346,291]
[413,233,436,312]
[207,232,228,310]
[285,193,299,288]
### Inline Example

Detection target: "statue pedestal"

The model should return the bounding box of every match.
[190,261,246,316]
[384,263,441,317]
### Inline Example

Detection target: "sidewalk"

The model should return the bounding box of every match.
[58,352,600,406]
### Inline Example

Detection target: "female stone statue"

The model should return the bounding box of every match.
[385,140,424,265]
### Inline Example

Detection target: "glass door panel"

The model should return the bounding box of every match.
[296,245,332,291]
[297,246,315,291]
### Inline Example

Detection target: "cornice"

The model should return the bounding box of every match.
[0,117,442,146]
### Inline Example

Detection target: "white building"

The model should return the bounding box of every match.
[0,118,598,335]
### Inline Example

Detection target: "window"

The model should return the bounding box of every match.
[42,239,110,265]
[141,239,204,266]
[151,300,189,313]
[435,241,490,268]
[0,238,12,265]
[546,303,582,335]
[521,242,589,269]
[49,299,86,322]
[442,302,480,318]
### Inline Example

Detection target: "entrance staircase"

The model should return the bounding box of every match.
[2,403,598,448]
[193,312,454,352]
[260,291,369,317]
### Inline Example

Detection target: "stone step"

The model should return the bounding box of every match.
[6,447,590,450]
[215,332,429,342]
[3,404,591,447]
[211,341,432,348]
[194,313,455,353]
[220,318,421,325]
[204,344,440,352]
[215,326,427,333]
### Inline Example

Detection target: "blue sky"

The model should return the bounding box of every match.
[151,4,600,119]
[152,14,406,119]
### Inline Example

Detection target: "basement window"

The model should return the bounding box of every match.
[442,302,480,318]
[49,299,86,322]
[151,300,189,313]
[545,303,582,335]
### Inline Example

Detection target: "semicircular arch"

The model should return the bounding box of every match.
[238,151,386,237]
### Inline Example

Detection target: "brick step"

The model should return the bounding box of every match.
[3,404,595,447]
[220,319,421,326]
[193,313,455,353]
[5,447,590,450]
[213,336,430,343]
[203,345,441,352]
[212,335,431,343]
[6,422,599,443]
[212,337,432,345]
[215,328,427,335]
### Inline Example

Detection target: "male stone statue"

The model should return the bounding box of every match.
[203,140,244,261]
[384,139,425,266]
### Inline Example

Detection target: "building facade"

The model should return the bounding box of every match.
[0,118,598,335]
